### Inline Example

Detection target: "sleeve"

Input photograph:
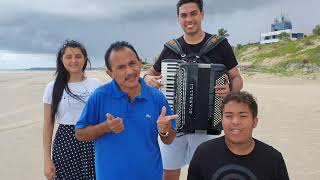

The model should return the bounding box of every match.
[187,146,204,180]
[75,92,100,129]
[43,82,54,104]
[153,46,167,73]
[221,39,238,71]
[275,153,290,180]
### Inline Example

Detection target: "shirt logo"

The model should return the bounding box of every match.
[145,114,151,118]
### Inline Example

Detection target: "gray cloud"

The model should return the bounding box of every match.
[0,0,319,67]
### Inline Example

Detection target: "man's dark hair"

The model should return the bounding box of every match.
[176,0,203,15]
[104,41,140,71]
[222,91,258,118]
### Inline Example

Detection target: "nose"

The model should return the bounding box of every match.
[71,57,77,63]
[186,15,192,22]
[231,116,240,125]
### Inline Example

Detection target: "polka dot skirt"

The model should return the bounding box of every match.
[52,125,95,180]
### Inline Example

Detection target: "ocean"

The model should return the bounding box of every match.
[0,51,104,70]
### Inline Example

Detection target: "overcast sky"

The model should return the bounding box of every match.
[0,0,319,68]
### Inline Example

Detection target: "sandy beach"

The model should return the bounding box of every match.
[0,70,319,180]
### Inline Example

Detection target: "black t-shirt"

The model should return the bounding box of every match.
[153,32,238,73]
[187,136,290,180]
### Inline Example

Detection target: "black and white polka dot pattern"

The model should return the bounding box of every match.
[52,125,95,180]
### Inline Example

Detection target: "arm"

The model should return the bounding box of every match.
[159,128,176,145]
[76,113,124,141]
[215,67,243,97]
[157,106,178,145]
[144,67,162,88]
[42,103,56,180]
[228,67,243,92]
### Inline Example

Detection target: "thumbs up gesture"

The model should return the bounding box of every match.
[157,106,178,135]
[105,113,124,134]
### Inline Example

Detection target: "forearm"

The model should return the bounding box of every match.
[75,122,111,141]
[231,75,243,92]
[43,120,54,161]
[160,128,176,145]
[144,67,160,77]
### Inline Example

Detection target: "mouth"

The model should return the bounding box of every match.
[230,129,241,135]
[186,24,194,29]
[125,74,138,82]
[69,64,79,68]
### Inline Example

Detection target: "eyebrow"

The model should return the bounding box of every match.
[223,112,249,114]
[180,10,198,14]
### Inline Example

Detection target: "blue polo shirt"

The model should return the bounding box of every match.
[76,78,175,180]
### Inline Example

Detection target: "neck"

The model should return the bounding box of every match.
[121,83,141,100]
[68,72,85,83]
[183,30,205,44]
[225,138,255,156]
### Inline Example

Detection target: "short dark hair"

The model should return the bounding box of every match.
[176,0,203,15]
[222,91,258,118]
[104,41,140,71]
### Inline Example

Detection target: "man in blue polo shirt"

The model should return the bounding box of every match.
[75,41,177,180]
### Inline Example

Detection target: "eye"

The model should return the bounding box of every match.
[180,13,187,18]
[224,115,232,119]
[240,114,249,119]
[64,55,72,59]
[117,65,125,70]
[191,12,198,16]
[129,61,137,66]
[75,54,83,59]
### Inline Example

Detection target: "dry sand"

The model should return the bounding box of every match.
[0,70,319,180]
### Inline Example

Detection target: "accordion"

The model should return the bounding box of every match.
[160,59,227,135]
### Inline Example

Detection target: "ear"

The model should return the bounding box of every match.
[253,117,258,128]
[200,10,204,20]
[106,68,113,78]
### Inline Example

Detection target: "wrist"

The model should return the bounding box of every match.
[158,131,169,138]
[143,74,149,79]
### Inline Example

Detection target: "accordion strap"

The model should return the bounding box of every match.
[198,34,226,57]
[164,39,186,58]
[164,34,225,63]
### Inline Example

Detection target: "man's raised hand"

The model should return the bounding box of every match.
[106,113,124,134]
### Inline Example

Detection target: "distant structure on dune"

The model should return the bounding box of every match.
[260,14,304,44]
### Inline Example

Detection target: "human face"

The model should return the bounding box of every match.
[222,101,258,145]
[178,2,204,36]
[107,47,141,92]
[62,47,85,74]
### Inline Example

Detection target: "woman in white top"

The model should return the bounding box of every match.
[43,40,101,180]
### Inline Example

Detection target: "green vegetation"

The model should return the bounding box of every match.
[278,32,290,41]
[218,28,229,37]
[313,25,320,35]
[235,34,320,76]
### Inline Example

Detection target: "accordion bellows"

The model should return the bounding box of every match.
[161,59,227,135]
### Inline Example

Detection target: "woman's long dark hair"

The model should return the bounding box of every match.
[51,40,91,122]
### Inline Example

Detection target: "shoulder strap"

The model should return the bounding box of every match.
[164,39,186,58]
[198,34,226,57]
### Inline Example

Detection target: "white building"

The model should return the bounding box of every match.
[260,15,304,44]
[260,29,304,44]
